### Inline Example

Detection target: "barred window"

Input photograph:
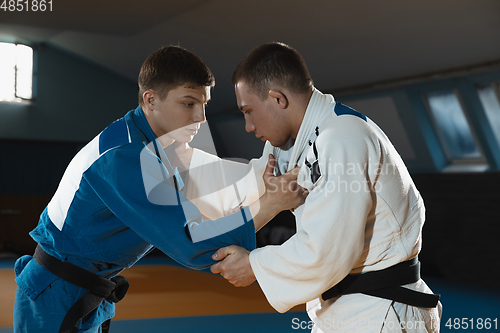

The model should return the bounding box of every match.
[0,42,33,102]
[425,90,483,161]
[477,82,500,149]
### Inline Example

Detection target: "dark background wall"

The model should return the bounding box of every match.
[414,173,500,288]
[0,44,138,255]
[0,44,138,142]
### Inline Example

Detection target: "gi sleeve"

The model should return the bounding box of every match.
[185,149,268,220]
[249,117,381,312]
[184,143,272,221]
[84,144,256,270]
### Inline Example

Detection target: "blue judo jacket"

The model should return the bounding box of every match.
[14,106,256,331]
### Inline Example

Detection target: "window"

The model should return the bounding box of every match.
[0,42,33,102]
[425,90,485,163]
[477,82,500,149]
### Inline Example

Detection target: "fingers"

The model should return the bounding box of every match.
[288,166,301,174]
[210,246,255,286]
[212,245,238,262]
[211,246,236,274]
[275,166,299,192]
[297,187,310,206]
[282,166,301,180]
[264,156,300,185]
[224,207,241,216]
[263,154,276,183]
[210,262,222,274]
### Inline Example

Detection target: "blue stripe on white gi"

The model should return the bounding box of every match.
[47,118,131,231]
[334,102,367,122]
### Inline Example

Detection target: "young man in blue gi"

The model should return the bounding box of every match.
[13,46,307,333]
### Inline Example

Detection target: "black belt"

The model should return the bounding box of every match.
[322,258,440,308]
[33,245,129,333]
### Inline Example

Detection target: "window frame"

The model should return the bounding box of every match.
[422,88,488,169]
[476,81,500,148]
[0,42,35,104]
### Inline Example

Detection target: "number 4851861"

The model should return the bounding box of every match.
[1,0,53,11]
[446,318,498,330]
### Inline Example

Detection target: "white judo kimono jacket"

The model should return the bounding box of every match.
[185,88,442,332]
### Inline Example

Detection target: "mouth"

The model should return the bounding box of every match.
[185,128,198,136]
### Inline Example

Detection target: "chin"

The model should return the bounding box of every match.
[175,136,194,144]
[271,139,287,148]
[273,137,294,150]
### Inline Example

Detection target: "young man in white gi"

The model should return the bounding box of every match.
[211,42,443,332]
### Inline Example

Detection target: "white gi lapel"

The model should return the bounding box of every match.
[274,88,334,176]
[302,126,323,189]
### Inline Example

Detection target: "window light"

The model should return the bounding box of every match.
[426,90,482,160]
[477,83,500,149]
[0,42,33,102]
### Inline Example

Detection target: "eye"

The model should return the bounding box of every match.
[184,102,194,107]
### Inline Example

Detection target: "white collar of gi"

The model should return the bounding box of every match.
[277,88,335,172]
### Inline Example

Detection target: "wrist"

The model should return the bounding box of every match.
[257,193,280,217]
[250,194,279,232]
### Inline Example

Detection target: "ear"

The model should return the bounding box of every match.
[143,90,156,112]
[268,89,289,109]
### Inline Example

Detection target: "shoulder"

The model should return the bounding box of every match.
[319,111,372,142]
[99,117,133,155]
[314,105,383,156]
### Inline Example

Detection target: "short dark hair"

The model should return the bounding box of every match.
[232,42,313,99]
[138,46,215,106]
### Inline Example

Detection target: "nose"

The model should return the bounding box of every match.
[194,105,206,123]
[245,121,255,133]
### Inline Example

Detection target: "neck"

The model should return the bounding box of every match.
[173,141,189,152]
[141,105,175,148]
[290,86,314,139]
[170,141,193,170]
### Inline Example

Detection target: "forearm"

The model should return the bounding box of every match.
[248,193,281,232]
